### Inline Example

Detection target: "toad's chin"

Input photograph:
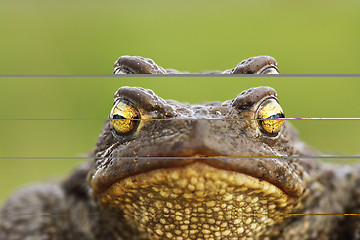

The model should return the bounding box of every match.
[96,162,298,239]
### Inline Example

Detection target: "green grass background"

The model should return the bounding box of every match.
[0,0,359,203]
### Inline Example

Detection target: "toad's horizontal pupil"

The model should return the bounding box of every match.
[266,113,285,120]
[113,114,126,120]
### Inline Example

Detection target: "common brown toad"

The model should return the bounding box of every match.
[1,56,359,240]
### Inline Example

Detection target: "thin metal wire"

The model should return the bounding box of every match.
[1,118,360,121]
[3,213,360,217]
[0,156,359,160]
[1,74,360,77]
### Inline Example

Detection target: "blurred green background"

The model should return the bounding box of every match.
[0,0,360,204]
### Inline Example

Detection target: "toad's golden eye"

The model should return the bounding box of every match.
[109,99,140,135]
[256,98,284,136]
[261,67,279,74]
[114,68,133,74]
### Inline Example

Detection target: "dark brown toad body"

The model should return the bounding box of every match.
[1,56,360,240]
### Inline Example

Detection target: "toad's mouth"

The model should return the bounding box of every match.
[95,161,299,239]
[89,155,304,199]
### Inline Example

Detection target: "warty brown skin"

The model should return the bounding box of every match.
[1,56,359,240]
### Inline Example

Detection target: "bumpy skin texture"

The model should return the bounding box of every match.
[1,56,359,240]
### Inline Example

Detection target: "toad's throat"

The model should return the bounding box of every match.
[97,162,297,239]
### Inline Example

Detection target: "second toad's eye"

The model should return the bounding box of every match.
[114,68,133,74]
[256,98,284,136]
[261,67,279,74]
[110,99,140,135]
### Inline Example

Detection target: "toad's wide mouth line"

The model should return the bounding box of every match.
[90,156,303,198]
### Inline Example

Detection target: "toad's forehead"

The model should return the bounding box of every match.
[162,100,232,119]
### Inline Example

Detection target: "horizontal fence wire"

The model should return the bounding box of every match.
[2,213,360,217]
[1,118,360,121]
[1,74,360,77]
[0,156,359,160]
